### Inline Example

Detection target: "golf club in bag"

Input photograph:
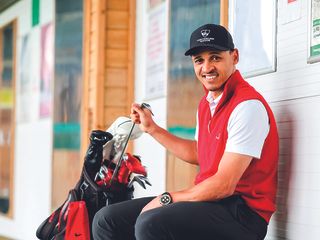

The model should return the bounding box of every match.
[36,103,152,240]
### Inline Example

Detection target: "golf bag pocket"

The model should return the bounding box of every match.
[35,204,62,239]
[65,201,90,240]
[36,189,78,239]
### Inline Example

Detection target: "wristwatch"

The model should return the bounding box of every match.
[159,192,173,206]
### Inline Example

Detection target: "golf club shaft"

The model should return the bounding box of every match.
[109,121,135,185]
[109,103,152,185]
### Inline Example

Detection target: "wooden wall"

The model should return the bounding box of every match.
[82,0,135,158]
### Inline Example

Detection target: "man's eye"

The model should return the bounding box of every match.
[194,59,203,64]
[211,56,220,61]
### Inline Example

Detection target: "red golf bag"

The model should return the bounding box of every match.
[36,127,150,240]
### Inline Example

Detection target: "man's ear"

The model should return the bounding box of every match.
[232,49,239,64]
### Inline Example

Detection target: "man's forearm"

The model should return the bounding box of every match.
[148,124,198,165]
[171,175,233,203]
[170,152,254,203]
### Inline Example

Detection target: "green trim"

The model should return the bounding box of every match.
[53,123,81,150]
[311,44,320,57]
[168,125,196,140]
[313,19,320,27]
[32,0,40,26]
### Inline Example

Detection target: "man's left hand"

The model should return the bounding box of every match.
[140,196,162,214]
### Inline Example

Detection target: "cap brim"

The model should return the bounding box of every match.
[184,45,230,56]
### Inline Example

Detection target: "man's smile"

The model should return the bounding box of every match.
[202,73,218,81]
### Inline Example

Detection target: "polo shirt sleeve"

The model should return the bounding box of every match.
[195,110,199,141]
[225,100,269,159]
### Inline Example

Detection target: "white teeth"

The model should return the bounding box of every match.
[204,75,216,79]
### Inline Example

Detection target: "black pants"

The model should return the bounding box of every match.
[92,195,267,240]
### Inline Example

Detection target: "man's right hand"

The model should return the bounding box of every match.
[130,103,198,164]
[130,103,157,134]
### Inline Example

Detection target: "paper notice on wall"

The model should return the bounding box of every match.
[0,88,13,108]
[17,28,40,123]
[281,0,302,24]
[40,23,54,118]
[311,0,320,57]
[148,0,165,10]
[145,2,166,100]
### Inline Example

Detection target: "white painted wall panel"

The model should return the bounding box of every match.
[133,0,168,197]
[265,97,320,239]
[252,1,320,239]
[0,0,54,239]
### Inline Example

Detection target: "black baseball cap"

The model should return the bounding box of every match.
[185,24,235,56]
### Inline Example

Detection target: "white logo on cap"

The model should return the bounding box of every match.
[197,29,214,43]
[201,29,210,37]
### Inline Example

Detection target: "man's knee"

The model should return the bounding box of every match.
[135,211,167,240]
[92,205,117,236]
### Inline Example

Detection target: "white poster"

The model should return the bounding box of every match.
[17,28,40,122]
[145,2,166,99]
[308,0,320,62]
[229,0,277,78]
[281,0,302,24]
[40,23,54,118]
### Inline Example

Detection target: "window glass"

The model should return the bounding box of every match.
[166,0,220,190]
[168,0,220,133]
[0,22,15,215]
[52,0,83,209]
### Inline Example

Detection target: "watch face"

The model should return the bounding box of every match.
[160,193,172,205]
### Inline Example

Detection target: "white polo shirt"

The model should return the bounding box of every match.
[195,92,270,159]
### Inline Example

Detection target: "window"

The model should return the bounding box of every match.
[0,21,16,216]
[167,0,221,190]
[228,0,277,77]
[52,0,83,209]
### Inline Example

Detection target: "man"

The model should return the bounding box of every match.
[93,23,279,240]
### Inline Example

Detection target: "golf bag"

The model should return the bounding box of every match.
[36,116,150,240]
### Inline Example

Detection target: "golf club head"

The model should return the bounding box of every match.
[84,130,113,179]
[106,116,143,140]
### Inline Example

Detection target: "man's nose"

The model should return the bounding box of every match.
[202,60,214,73]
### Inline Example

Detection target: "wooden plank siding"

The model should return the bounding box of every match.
[81,0,135,159]
[220,0,228,28]
[104,0,135,128]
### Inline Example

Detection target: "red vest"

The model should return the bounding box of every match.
[196,70,279,222]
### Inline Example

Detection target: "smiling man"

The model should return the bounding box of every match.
[93,24,279,240]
